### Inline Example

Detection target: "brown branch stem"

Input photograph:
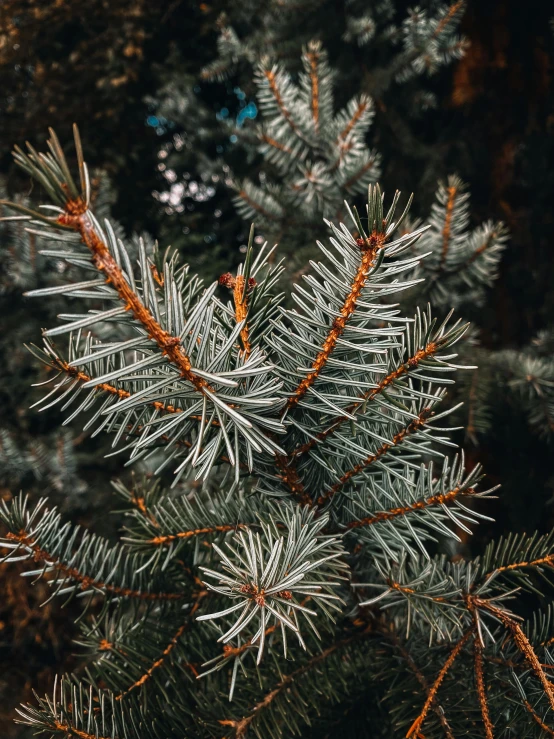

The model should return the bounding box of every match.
[343,159,376,192]
[116,588,207,699]
[4,531,184,602]
[386,624,455,739]
[318,408,432,506]
[339,99,369,141]
[236,189,279,222]
[274,454,312,506]
[290,342,438,459]
[233,275,252,359]
[345,485,476,530]
[263,69,299,135]
[473,635,494,739]
[285,234,384,412]
[54,723,114,739]
[406,628,473,738]
[58,203,211,395]
[147,524,243,546]
[472,598,554,713]
[307,48,320,132]
[222,627,371,737]
[485,553,554,580]
[523,701,554,736]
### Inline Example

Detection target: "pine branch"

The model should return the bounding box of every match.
[274,453,312,506]
[318,407,432,505]
[223,627,371,737]
[197,509,347,662]
[236,187,281,222]
[119,481,284,553]
[37,343,245,473]
[473,634,494,739]
[50,352,206,421]
[259,132,294,155]
[57,201,211,395]
[125,483,160,526]
[412,175,507,309]
[51,722,113,739]
[3,129,287,480]
[290,340,440,459]
[306,43,320,133]
[146,524,243,546]
[524,701,554,736]
[344,482,478,531]
[472,597,554,714]
[385,624,456,739]
[219,246,257,360]
[285,232,385,411]
[16,675,133,739]
[406,628,473,738]
[338,97,371,141]
[462,228,500,268]
[432,1,465,41]
[479,530,554,588]
[262,67,300,135]
[3,530,183,602]
[487,553,554,578]
[115,588,207,699]
[283,183,415,414]
[1,494,187,602]
[342,158,378,192]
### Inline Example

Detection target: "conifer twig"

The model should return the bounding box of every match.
[306,45,320,133]
[472,598,554,713]
[473,634,494,739]
[286,231,386,412]
[147,524,244,546]
[274,453,312,506]
[263,69,300,135]
[318,408,432,505]
[115,587,207,699]
[386,625,455,739]
[57,199,213,395]
[221,627,372,737]
[53,723,114,739]
[406,628,473,738]
[290,342,438,459]
[344,484,477,529]
[4,531,184,601]
[523,701,554,736]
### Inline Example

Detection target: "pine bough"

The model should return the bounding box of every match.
[1,130,554,738]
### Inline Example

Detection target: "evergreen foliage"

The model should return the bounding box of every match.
[199,19,553,456]
[229,41,381,258]
[1,129,554,738]
[0,173,129,511]
[406,174,508,310]
[152,2,468,271]
[201,1,467,90]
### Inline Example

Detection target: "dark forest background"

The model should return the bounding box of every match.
[0,0,553,734]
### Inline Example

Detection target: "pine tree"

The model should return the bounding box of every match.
[153,2,554,466]
[1,129,554,737]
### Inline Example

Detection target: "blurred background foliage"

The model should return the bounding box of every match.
[0,0,553,734]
